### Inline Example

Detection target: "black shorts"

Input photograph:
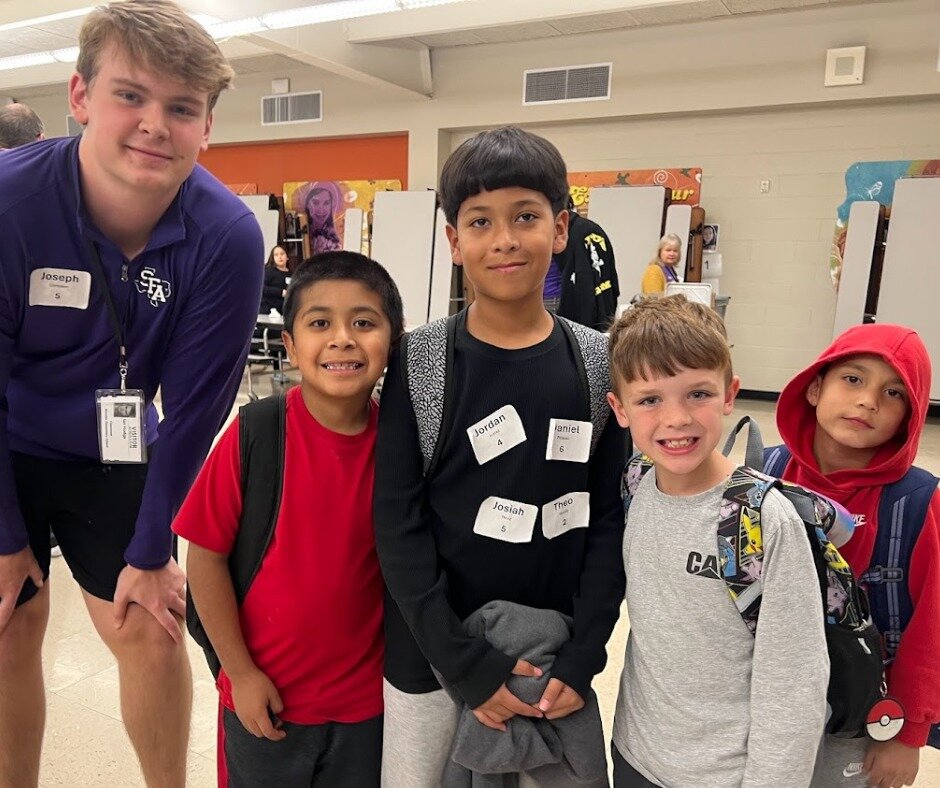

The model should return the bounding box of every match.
[9,451,152,607]
[222,708,382,788]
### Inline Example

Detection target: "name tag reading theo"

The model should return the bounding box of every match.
[467,405,526,465]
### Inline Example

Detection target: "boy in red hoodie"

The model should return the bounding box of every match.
[771,324,940,788]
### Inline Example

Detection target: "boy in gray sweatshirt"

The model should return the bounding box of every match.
[605,296,830,787]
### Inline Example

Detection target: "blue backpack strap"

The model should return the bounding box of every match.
[556,315,611,455]
[763,444,792,478]
[863,467,939,660]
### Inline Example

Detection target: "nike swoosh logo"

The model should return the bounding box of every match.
[843,762,864,778]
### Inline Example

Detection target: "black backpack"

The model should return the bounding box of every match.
[186,393,286,678]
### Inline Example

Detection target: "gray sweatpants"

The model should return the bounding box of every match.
[382,681,460,787]
[811,735,869,788]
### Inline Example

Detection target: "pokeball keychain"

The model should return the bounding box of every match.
[866,697,905,742]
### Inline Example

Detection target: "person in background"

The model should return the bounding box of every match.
[260,245,292,315]
[0,102,44,149]
[640,234,683,296]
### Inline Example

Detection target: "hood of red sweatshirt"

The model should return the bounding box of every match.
[776,324,932,499]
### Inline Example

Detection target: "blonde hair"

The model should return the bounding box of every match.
[609,295,732,386]
[649,233,683,268]
[77,0,234,113]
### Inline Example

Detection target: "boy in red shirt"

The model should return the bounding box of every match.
[771,324,940,788]
[174,251,403,787]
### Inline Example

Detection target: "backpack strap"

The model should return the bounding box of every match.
[621,453,654,514]
[863,467,939,659]
[186,392,286,678]
[763,444,792,478]
[721,416,766,470]
[555,316,611,454]
[232,393,288,601]
[402,313,457,477]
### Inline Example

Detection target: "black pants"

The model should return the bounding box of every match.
[612,745,662,788]
[222,708,382,787]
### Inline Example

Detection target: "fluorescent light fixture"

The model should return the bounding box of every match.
[51,47,80,63]
[0,7,92,34]
[0,52,56,72]
[397,0,467,7]
[262,0,398,30]
[206,17,268,39]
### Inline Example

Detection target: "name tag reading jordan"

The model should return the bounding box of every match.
[542,492,590,539]
[467,405,526,465]
[29,268,91,310]
[473,497,538,543]
[545,418,592,463]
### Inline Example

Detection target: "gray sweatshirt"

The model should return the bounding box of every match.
[613,470,829,787]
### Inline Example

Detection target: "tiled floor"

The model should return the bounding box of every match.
[33,371,940,785]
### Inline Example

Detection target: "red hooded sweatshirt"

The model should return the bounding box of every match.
[775,324,940,746]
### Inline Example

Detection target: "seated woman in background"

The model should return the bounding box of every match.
[641,233,683,296]
[259,245,292,315]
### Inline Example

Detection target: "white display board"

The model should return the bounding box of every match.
[238,195,278,266]
[428,208,453,322]
[371,190,437,330]
[663,203,693,280]
[878,177,940,400]
[587,185,667,303]
[343,208,365,253]
[832,201,880,339]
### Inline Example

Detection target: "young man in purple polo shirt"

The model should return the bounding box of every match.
[0,2,263,785]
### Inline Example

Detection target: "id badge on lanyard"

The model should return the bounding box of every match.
[86,238,148,464]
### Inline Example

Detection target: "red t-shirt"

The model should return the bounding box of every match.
[174,386,384,724]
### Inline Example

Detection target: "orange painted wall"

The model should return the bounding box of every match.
[197,134,408,195]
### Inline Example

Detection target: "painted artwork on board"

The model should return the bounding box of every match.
[284,179,402,255]
[830,160,940,287]
[568,168,702,215]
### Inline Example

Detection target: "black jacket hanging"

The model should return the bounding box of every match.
[556,212,619,331]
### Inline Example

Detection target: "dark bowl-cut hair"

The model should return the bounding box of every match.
[282,251,405,342]
[439,126,570,226]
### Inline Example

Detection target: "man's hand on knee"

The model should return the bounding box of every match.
[0,547,43,633]
[113,559,186,643]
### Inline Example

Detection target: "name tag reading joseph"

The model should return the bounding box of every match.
[545,418,592,463]
[29,268,92,310]
[473,496,538,543]
[467,405,526,465]
[96,390,147,464]
[542,492,590,539]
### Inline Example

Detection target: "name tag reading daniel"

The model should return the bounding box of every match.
[96,390,147,464]
[467,405,526,465]
[546,418,592,463]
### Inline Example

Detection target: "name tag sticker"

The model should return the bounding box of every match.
[542,492,590,539]
[545,418,592,463]
[467,405,526,465]
[473,496,538,543]
[29,268,91,310]
[96,390,147,464]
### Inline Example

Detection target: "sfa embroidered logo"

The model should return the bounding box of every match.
[135,268,172,307]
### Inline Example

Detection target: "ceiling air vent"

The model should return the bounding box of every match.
[523,63,611,106]
[261,91,322,125]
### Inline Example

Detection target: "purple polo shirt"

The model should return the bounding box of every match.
[0,137,264,568]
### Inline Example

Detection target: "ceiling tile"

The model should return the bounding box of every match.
[630,0,733,25]
[548,11,640,35]
[413,31,485,48]
[475,22,562,44]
